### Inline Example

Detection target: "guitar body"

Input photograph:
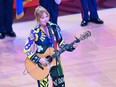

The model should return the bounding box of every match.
[25,47,58,80]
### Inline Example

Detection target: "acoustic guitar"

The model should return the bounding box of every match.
[25,31,91,80]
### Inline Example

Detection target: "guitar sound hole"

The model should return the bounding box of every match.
[46,56,53,63]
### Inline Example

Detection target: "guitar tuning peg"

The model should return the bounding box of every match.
[74,36,77,39]
[87,31,91,36]
[74,36,80,43]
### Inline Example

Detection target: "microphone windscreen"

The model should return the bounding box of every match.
[46,23,50,27]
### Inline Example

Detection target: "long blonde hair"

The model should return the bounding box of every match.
[34,6,50,21]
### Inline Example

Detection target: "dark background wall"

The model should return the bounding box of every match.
[13,0,116,22]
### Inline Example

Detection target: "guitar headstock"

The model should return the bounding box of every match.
[79,31,91,40]
[69,31,91,45]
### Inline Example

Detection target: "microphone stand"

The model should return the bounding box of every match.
[46,23,60,87]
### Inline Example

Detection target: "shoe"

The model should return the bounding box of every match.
[90,18,104,24]
[6,31,16,37]
[0,32,5,39]
[81,20,89,26]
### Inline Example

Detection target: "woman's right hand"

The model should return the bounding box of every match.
[39,58,49,66]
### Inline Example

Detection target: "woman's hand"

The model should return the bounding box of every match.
[64,43,78,52]
[39,58,49,66]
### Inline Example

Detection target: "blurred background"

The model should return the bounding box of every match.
[13,0,116,22]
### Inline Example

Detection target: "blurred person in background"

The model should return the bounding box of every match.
[80,0,104,26]
[0,0,16,39]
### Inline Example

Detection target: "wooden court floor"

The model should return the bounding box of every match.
[0,8,116,87]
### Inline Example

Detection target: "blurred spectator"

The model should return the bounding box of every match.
[0,0,16,39]
[80,0,104,26]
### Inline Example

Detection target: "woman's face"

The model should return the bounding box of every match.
[38,12,50,26]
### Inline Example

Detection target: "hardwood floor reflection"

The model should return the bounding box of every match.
[0,8,116,87]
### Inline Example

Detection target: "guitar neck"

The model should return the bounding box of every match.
[51,38,80,58]
[51,31,91,59]
[51,48,65,58]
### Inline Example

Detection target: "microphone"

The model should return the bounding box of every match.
[46,22,50,27]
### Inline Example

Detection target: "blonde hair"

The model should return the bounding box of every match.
[34,6,50,20]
